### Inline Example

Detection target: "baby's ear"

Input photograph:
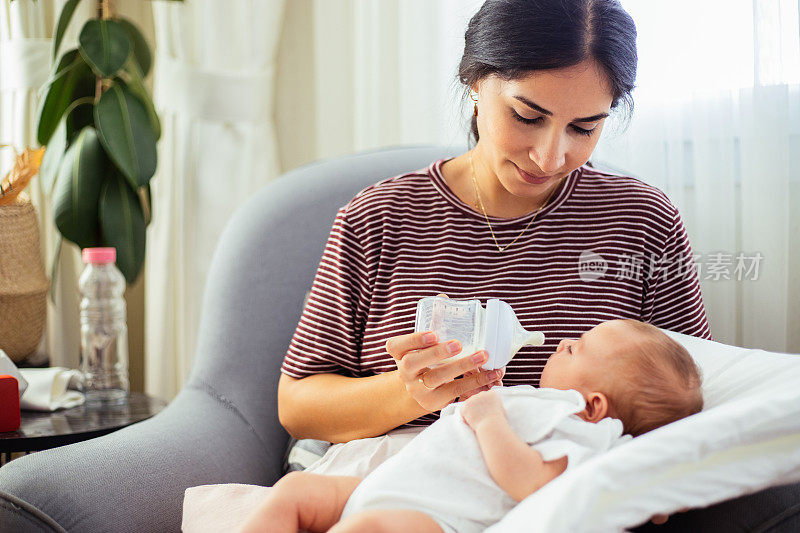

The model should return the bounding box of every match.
[582,392,610,423]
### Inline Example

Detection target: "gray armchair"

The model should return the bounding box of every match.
[0,145,797,532]
[0,145,461,532]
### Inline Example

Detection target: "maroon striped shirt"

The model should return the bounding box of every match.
[281,158,712,428]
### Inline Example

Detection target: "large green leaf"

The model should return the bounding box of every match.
[66,99,95,143]
[119,57,161,140]
[39,116,67,195]
[53,127,106,249]
[95,83,157,188]
[40,98,94,195]
[39,48,81,91]
[37,49,94,145]
[99,172,146,284]
[117,18,152,77]
[78,19,131,77]
[52,0,82,61]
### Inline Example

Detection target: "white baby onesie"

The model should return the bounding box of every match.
[340,386,630,533]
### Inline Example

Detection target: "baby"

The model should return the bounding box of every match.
[240,319,703,533]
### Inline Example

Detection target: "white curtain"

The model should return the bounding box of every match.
[311,0,482,159]
[0,0,152,370]
[145,0,286,399]
[593,0,800,353]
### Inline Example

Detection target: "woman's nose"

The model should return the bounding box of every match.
[529,132,566,174]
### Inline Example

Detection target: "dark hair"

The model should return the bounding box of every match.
[458,0,638,144]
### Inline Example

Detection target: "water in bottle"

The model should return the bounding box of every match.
[79,247,129,404]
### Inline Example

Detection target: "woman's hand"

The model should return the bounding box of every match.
[386,331,504,413]
[459,389,507,431]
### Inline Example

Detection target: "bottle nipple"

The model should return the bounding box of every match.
[511,324,545,357]
[484,299,546,370]
[523,330,545,347]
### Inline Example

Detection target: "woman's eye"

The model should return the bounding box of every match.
[511,110,596,137]
[511,110,542,125]
[571,125,596,137]
[567,344,573,354]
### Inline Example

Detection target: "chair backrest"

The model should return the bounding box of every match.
[186,144,464,449]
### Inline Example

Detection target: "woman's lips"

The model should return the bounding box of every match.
[515,164,556,184]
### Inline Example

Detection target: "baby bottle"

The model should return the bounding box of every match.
[414,295,544,370]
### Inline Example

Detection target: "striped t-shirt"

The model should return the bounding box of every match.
[281,158,712,428]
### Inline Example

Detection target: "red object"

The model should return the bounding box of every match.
[0,375,21,432]
[82,247,116,264]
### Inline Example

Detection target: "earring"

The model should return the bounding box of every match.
[470,91,478,116]
[474,103,478,117]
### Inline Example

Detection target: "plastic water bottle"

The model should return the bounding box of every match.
[79,247,129,404]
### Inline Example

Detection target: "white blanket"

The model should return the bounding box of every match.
[341,387,628,533]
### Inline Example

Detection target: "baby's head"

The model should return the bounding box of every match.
[539,319,703,436]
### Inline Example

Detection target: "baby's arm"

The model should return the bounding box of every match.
[239,471,362,533]
[460,390,567,503]
[473,416,567,502]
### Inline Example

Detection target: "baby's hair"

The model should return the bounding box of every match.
[607,320,703,437]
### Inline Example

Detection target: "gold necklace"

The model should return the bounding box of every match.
[469,153,564,253]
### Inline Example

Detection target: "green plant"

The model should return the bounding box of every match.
[21,0,181,286]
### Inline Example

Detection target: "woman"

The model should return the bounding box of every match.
[277,0,792,530]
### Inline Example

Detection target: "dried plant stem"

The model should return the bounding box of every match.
[0,145,46,206]
[97,0,111,20]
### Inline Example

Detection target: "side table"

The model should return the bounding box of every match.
[0,392,167,465]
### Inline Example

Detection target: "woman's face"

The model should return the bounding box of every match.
[473,59,615,201]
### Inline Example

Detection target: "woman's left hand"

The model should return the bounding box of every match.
[460,388,506,430]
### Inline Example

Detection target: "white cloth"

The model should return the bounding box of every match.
[181,483,274,533]
[18,367,84,411]
[340,387,628,533]
[301,426,424,478]
[0,349,28,397]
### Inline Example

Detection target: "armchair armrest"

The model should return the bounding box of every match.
[0,384,288,532]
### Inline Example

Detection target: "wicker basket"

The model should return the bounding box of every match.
[0,194,49,362]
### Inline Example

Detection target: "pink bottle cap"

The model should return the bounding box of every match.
[82,247,116,264]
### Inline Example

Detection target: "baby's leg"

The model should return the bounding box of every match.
[239,471,362,533]
[329,508,445,533]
